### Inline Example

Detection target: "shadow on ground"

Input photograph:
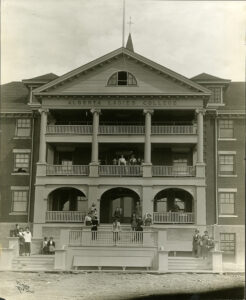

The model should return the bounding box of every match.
[128,286,245,300]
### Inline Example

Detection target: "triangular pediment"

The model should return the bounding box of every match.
[33,48,211,97]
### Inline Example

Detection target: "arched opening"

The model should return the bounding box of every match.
[48,187,87,212]
[153,188,194,223]
[100,187,140,224]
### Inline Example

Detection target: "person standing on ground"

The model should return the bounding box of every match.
[47,237,56,254]
[18,228,25,256]
[13,224,20,237]
[23,227,32,256]
[192,229,201,258]
[201,230,210,259]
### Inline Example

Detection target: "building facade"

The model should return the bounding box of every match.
[0,37,244,270]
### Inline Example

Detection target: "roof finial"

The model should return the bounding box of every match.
[127,16,134,34]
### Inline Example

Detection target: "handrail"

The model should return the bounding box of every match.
[46,165,89,176]
[46,125,92,134]
[153,212,194,223]
[99,165,142,177]
[152,165,195,177]
[46,211,86,222]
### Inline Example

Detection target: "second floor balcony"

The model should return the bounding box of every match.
[46,124,197,136]
[45,164,196,177]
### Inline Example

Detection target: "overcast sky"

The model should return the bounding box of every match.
[1,0,246,84]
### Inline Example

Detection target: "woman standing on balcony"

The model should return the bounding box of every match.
[131,213,137,231]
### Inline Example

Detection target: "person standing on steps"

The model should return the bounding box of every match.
[23,227,32,256]
[192,229,201,258]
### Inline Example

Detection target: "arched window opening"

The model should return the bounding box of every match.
[107,71,137,86]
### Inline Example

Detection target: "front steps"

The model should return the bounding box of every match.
[168,257,212,272]
[12,255,55,271]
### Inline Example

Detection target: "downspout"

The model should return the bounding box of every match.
[214,112,218,241]
[28,112,35,224]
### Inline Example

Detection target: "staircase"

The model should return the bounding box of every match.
[12,255,55,271]
[168,257,212,272]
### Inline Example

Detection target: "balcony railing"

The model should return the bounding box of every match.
[153,212,194,224]
[99,125,145,135]
[99,165,142,177]
[46,211,86,223]
[152,165,195,177]
[46,165,89,176]
[151,125,197,135]
[69,230,158,247]
[46,125,92,135]
[46,125,196,135]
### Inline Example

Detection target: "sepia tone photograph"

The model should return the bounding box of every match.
[0,0,245,299]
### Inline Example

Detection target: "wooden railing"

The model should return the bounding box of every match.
[46,125,196,135]
[151,125,197,135]
[46,165,89,176]
[152,166,195,177]
[153,212,194,224]
[99,125,145,135]
[69,230,158,247]
[99,165,142,177]
[46,211,86,223]
[46,125,92,135]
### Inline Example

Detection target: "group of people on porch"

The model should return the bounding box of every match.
[112,154,144,166]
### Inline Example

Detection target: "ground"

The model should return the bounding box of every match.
[0,272,244,300]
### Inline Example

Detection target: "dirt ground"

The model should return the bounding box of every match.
[0,271,244,300]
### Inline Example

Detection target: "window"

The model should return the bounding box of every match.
[15,119,31,137]
[14,153,30,172]
[219,120,234,138]
[11,190,28,212]
[219,192,235,215]
[154,198,167,212]
[220,233,236,261]
[219,154,235,175]
[173,158,189,175]
[107,71,137,86]
[208,87,222,103]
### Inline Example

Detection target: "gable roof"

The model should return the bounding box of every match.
[22,73,58,84]
[191,73,231,83]
[33,48,211,95]
[0,81,31,113]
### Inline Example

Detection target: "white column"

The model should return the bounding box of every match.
[143,109,153,164]
[91,109,100,164]
[38,109,48,163]
[196,109,204,163]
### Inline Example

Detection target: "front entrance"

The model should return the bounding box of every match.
[100,187,140,223]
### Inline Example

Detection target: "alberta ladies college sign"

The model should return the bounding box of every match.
[42,97,204,109]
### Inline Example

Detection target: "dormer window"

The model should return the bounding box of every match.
[208,86,222,104]
[107,71,137,86]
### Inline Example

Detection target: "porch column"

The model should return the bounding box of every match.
[143,110,153,177]
[91,108,100,163]
[143,109,153,164]
[38,109,48,163]
[196,109,204,163]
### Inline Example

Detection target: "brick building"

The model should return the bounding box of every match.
[0,36,244,270]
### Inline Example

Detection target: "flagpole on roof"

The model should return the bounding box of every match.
[122,0,125,47]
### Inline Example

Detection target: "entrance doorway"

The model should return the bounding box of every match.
[100,187,140,223]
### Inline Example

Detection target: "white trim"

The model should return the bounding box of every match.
[218,188,237,192]
[11,173,30,176]
[219,215,238,218]
[219,175,237,178]
[13,137,32,140]
[9,212,28,216]
[13,149,31,153]
[218,138,237,141]
[218,151,236,155]
[11,186,29,191]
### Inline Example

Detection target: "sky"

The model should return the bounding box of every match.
[1,0,246,84]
